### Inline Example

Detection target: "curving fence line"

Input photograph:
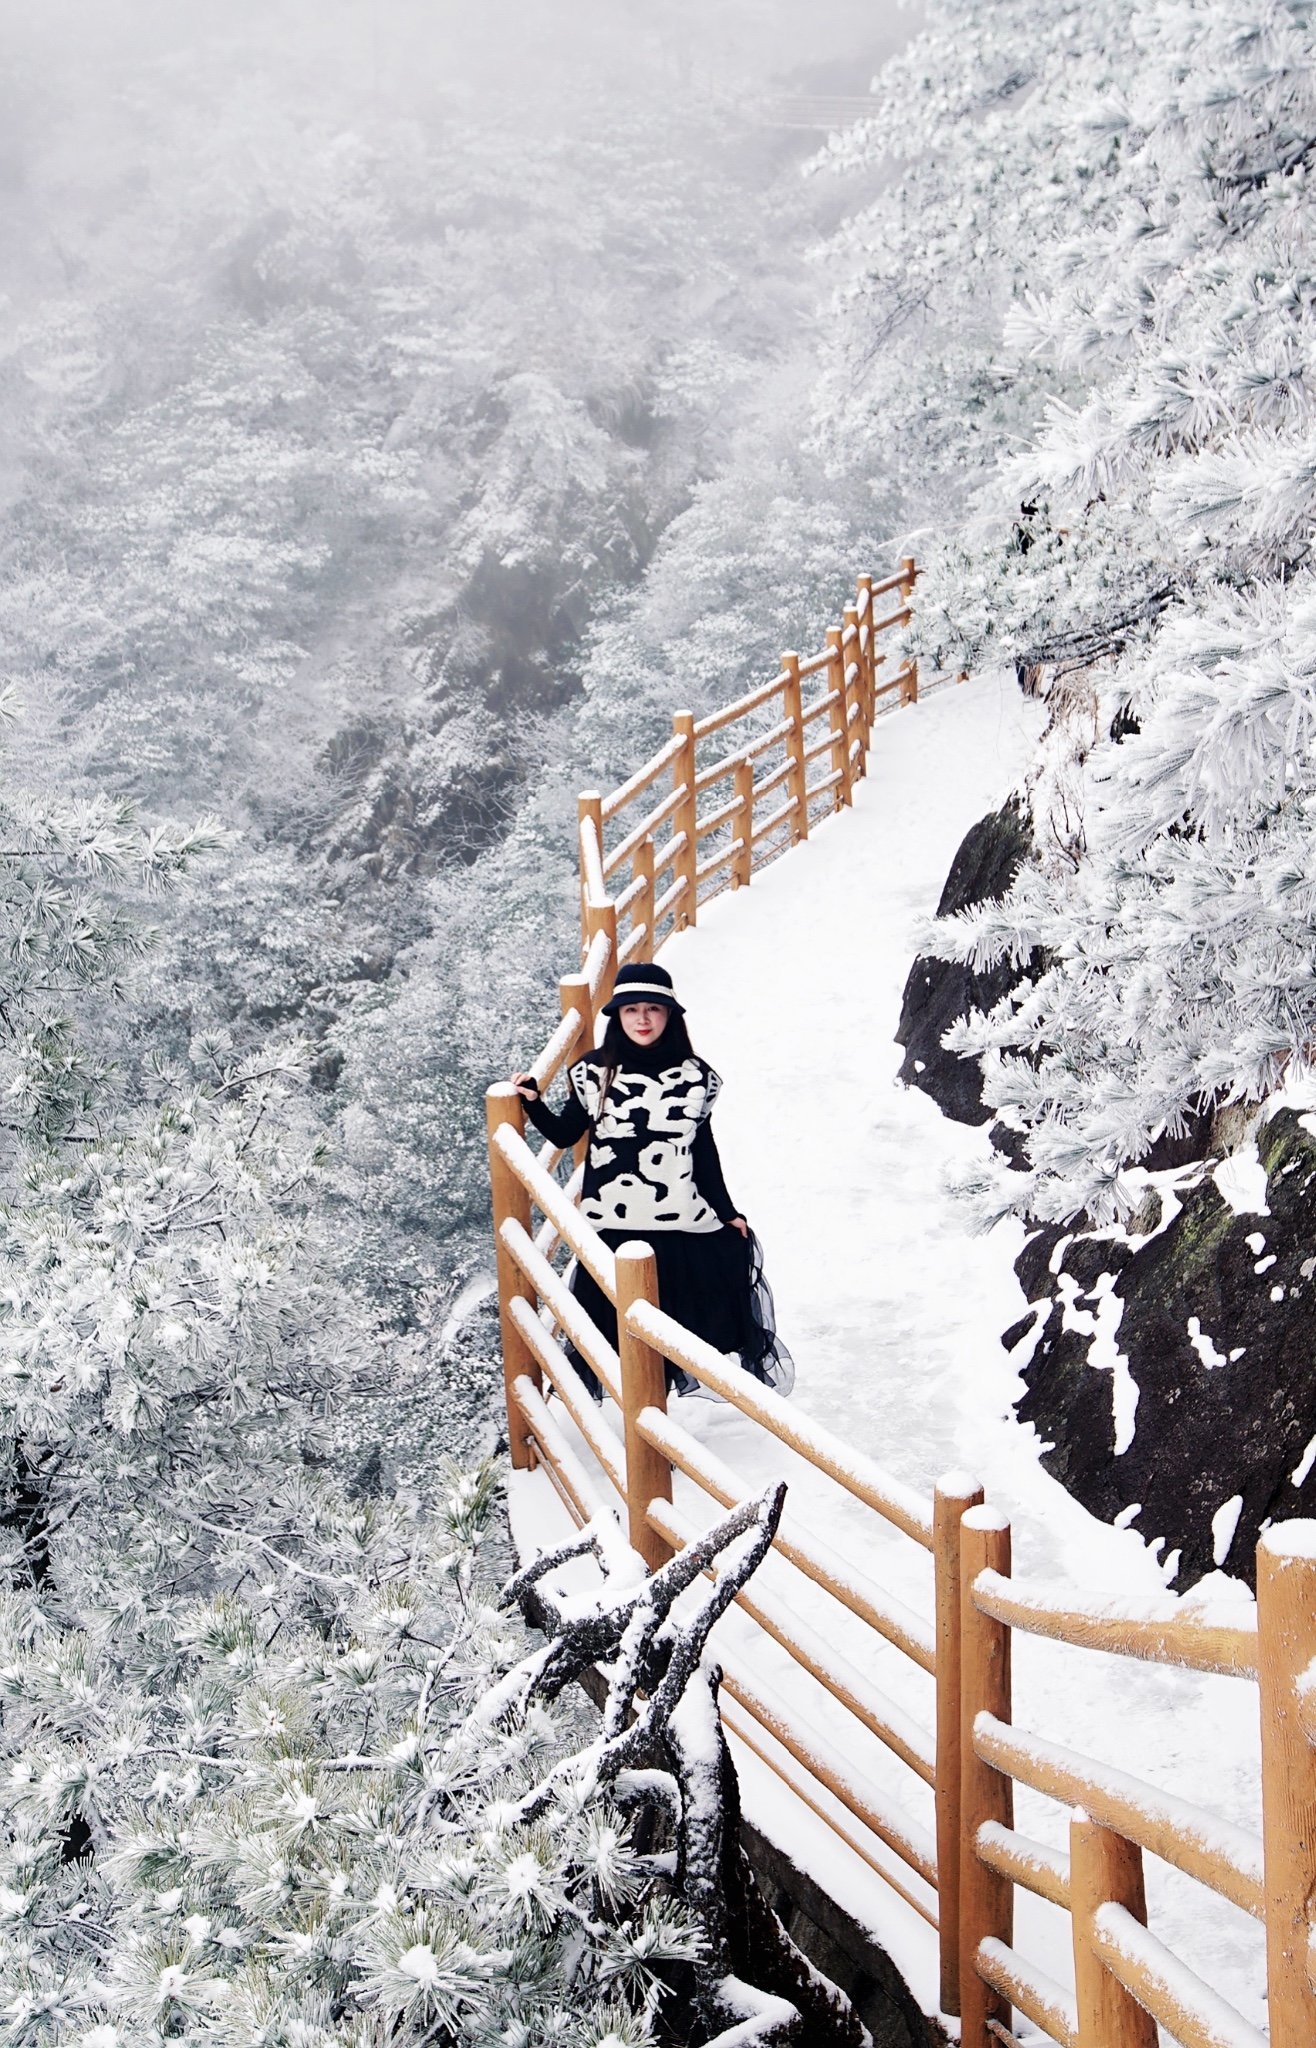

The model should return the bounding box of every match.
[484,568,1316,2048]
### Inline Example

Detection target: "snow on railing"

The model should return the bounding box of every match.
[484,567,1316,2048]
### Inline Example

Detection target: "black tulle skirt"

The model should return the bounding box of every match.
[567,1225,794,1401]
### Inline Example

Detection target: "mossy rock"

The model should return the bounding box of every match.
[1014,1109,1316,1587]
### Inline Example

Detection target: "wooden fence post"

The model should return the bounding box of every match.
[934,1473,985,2016]
[1257,1523,1316,2048]
[901,556,919,705]
[558,973,591,1168]
[733,756,754,888]
[615,1242,672,1570]
[633,833,655,961]
[577,790,604,959]
[485,1085,539,1470]
[843,605,865,782]
[857,574,875,734]
[591,897,618,1016]
[781,652,809,844]
[959,1505,1013,2048]
[826,627,852,808]
[1070,1813,1157,2048]
[672,709,699,930]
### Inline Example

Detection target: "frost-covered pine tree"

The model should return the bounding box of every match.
[820,0,1316,1224]
[0,711,382,1615]
[1,1459,851,2048]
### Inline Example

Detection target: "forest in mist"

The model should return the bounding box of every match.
[0,1,908,1442]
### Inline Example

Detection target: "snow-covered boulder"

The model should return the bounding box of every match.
[1010,1109,1316,1588]
[896,796,1034,1126]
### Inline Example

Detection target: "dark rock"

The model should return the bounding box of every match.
[1137,1100,1215,1174]
[740,1822,950,2047]
[989,1118,1031,1167]
[1014,1224,1067,1304]
[1002,1308,1045,1354]
[896,796,1035,1125]
[1017,1110,1316,1588]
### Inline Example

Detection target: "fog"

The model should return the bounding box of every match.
[0,0,914,1304]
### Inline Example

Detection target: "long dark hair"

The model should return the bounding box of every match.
[593,1006,695,1118]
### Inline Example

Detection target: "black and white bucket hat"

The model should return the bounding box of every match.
[601,962,686,1017]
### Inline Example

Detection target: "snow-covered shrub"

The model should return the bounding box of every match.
[0,1466,702,2048]
[0,1463,840,2048]
[821,0,1316,1224]
[0,722,379,1610]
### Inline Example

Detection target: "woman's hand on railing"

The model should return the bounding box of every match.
[511,1071,541,1101]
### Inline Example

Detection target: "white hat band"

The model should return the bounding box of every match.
[611,981,677,1001]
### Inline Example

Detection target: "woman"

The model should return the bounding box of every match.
[511,961,793,1398]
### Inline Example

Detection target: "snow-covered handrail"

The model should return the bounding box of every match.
[484,560,1316,2048]
[973,1712,1265,1919]
[569,565,918,1013]
[628,1296,932,1548]
[970,1567,1258,1678]
[956,1510,1316,2048]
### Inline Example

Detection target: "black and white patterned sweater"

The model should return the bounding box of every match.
[522,1041,739,1234]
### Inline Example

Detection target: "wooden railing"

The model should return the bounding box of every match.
[484,568,1316,2048]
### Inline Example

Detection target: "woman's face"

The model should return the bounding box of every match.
[619,1001,669,1047]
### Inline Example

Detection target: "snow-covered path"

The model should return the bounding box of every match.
[663,672,1043,1536]
[509,671,1266,2029]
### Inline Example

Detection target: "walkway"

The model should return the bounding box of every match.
[509,669,1265,2027]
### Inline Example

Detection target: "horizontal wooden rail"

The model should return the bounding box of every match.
[626,1299,934,1545]
[750,794,799,845]
[1091,1904,1266,2048]
[975,1821,1071,1910]
[612,869,646,918]
[500,1218,623,1405]
[721,1695,939,1929]
[650,1494,936,1784]
[973,1712,1265,1919]
[531,1005,587,1091]
[600,733,685,822]
[976,1939,1077,2048]
[508,1300,626,1492]
[697,789,748,839]
[752,754,794,803]
[800,687,841,726]
[511,1373,605,1527]
[692,669,790,740]
[650,827,688,879]
[696,716,794,793]
[530,1162,583,1259]
[636,1404,936,1671]
[720,1652,939,1889]
[971,1570,1258,1678]
[492,1120,617,1296]
[696,842,740,885]
[604,780,687,874]
[653,874,689,925]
